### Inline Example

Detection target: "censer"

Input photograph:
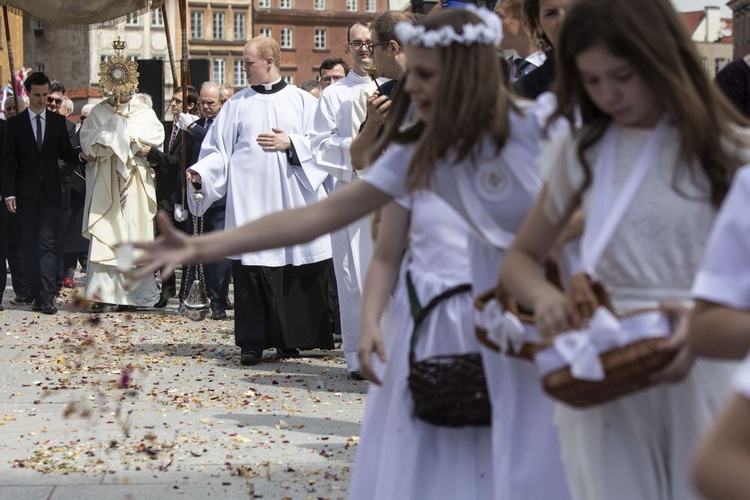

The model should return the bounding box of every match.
[182,186,211,321]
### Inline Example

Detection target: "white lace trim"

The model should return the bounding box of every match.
[396,6,503,48]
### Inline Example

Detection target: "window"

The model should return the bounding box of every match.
[366,0,376,12]
[32,20,44,30]
[346,0,357,11]
[715,58,728,75]
[191,11,204,39]
[314,0,325,10]
[151,8,164,27]
[281,28,293,49]
[126,12,141,26]
[314,29,327,50]
[213,58,226,84]
[234,60,247,87]
[34,63,45,73]
[258,0,271,8]
[234,13,246,40]
[260,27,272,38]
[702,57,708,72]
[128,55,140,62]
[282,75,293,85]
[280,0,292,9]
[213,12,225,40]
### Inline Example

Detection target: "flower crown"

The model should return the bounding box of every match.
[395,6,503,49]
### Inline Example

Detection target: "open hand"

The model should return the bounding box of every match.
[257,128,291,151]
[128,211,196,283]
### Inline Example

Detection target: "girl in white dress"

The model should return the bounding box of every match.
[500,0,750,498]
[349,192,493,499]
[690,167,750,499]
[130,8,568,499]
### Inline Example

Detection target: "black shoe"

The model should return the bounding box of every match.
[117,305,139,312]
[41,301,57,315]
[350,370,365,381]
[278,348,300,359]
[210,308,227,320]
[240,350,261,366]
[15,293,33,304]
[153,296,171,308]
[31,299,42,312]
[0,304,5,312]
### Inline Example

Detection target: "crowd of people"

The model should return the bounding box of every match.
[7,0,750,498]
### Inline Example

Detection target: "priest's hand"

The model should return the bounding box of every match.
[128,211,197,283]
[256,128,291,152]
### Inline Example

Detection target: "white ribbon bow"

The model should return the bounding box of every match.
[552,307,628,381]
[475,298,526,354]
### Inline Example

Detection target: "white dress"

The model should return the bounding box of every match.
[347,191,494,500]
[363,110,570,500]
[543,121,744,500]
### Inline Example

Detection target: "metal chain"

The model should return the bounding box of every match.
[188,191,208,304]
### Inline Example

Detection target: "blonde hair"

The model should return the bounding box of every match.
[373,8,515,192]
[552,0,749,208]
[247,36,282,69]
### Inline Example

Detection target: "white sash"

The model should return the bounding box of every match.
[454,140,542,251]
[579,118,669,276]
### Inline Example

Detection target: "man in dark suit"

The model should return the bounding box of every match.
[140,85,198,308]
[0,72,89,314]
[181,82,232,321]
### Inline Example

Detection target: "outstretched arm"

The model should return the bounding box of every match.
[693,394,750,499]
[500,185,576,338]
[131,180,393,280]
[358,201,410,383]
[688,300,750,360]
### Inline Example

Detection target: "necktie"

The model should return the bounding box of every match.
[206,118,213,129]
[35,115,43,151]
[168,123,179,151]
[514,58,537,76]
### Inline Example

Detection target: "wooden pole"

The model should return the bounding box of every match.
[161,3,178,89]
[178,0,189,209]
[2,6,19,114]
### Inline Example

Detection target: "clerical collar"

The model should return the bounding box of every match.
[251,79,286,94]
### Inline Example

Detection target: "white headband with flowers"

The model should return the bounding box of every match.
[395,6,503,49]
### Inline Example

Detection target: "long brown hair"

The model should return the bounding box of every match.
[372,8,516,192]
[552,0,749,208]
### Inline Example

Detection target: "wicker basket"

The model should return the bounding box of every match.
[539,273,676,408]
[474,288,545,361]
[409,353,491,427]
[474,260,561,360]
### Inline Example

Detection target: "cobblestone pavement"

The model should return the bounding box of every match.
[0,278,366,499]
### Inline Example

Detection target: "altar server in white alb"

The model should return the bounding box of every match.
[187,36,335,367]
[311,20,375,377]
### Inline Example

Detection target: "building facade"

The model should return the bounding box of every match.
[680,6,733,77]
[251,0,388,84]
[729,0,750,58]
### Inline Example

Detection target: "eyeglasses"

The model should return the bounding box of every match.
[321,75,345,84]
[347,40,371,50]
[47,97,62,105]
[366,41,390,53]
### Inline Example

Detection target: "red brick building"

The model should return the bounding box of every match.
[729,0,750,58]
[252,0,389,84]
